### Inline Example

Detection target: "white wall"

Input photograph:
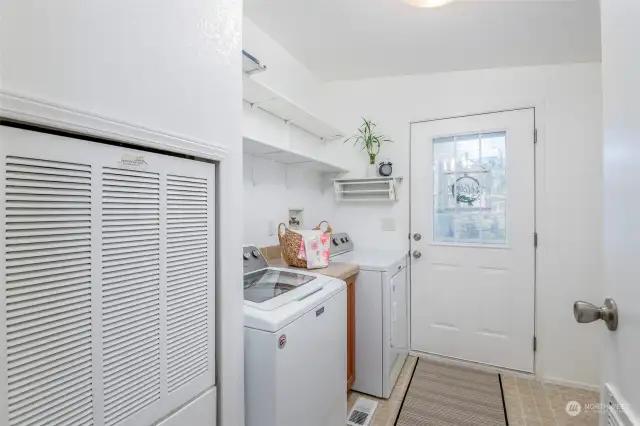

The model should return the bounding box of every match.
[242,104,337,247]
[323,63,604,387]
[241,17,347,247]
[243,155,334,247]
[0,1,245,425]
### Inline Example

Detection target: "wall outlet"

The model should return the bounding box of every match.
[380,217,396,232]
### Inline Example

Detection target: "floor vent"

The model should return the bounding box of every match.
[605,384,637,426]
[347,397,378,426]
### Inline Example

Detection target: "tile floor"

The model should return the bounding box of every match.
[347,356,600,426]
[502,376,600,426]
[347,356,417,426]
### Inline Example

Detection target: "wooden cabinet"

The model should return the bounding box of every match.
[346,274,357,392]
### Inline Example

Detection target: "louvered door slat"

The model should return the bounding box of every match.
[9,370,91,411]
[165,174,210,393]
[101,167,161,426]
[7,324,90,356]
[2,127,215,426]
[9,377,92,418]
[103,338,159,369]
[4,156,94,426]
[104,392,160,426]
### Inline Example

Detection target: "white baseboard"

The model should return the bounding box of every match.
[539,376,600,392]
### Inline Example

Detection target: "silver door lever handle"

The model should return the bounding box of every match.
[573,298,618,331]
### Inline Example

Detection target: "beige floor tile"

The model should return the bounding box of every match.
[346,361,601,426]
[345,356,416,426]
[503,376,601,426]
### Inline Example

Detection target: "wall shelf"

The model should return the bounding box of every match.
[244,137,348,173]
[334,177,403,202]
[242,50,267,75]
[243,75,344,140]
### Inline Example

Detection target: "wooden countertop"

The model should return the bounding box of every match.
[268,258,359,281]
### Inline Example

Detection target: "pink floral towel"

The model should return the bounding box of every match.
[296,230,330,269]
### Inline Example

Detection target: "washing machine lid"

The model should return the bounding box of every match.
[243,267,335,311]
[244,269,345,332]
[244,268,316,304]
[331,249,407,272]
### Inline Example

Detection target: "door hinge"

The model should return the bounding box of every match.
[533,336,537,352]
[534,232,538,248]
[534,128,538,144]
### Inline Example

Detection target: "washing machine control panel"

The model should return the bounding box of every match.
[330,232,354,256]
[242,245,269,273]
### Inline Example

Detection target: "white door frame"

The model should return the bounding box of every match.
[0,91,244,425]
[407,106,538,376]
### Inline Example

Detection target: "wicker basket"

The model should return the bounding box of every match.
[277,221,333,268]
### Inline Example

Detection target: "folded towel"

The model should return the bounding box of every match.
[295,230,330,269]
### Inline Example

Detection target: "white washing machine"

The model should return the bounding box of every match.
[242,246,347,426]
[330,233,409,399]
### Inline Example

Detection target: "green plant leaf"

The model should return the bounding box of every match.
[346,118,393,157]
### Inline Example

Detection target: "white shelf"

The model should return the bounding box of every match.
[341,189,390,194]
[244,137,348,173]
[242,50,267,75]
[242,75,344,140]
[334,176,403,202]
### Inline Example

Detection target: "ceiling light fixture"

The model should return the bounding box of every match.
[403,0,456,8]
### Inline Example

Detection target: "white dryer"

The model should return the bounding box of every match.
[329,233,409,399]
[242,246,347,426]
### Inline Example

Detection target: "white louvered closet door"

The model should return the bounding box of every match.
[0,125,216,426]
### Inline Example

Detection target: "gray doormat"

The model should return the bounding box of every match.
[395,358,508,426]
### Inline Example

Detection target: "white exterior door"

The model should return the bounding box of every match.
[599,0,640,423]
[410,109,535,372]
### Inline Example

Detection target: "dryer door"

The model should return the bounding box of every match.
[390,267,409,359]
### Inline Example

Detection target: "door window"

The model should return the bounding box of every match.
[433,132,507,244]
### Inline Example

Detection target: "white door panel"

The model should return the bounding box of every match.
[0,125,216,426]
[410,109,535,372]
[599,0,640,422]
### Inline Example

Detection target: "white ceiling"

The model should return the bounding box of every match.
[244,0,601,81]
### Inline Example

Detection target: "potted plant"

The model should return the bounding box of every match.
[345,118,393,177]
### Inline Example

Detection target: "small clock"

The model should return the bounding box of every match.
[378,160,393,177]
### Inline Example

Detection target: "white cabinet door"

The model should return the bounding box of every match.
[0,125,216,426]
[410,109,535,372]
